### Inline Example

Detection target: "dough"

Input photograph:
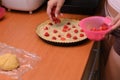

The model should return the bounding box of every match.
[0,53,20,71]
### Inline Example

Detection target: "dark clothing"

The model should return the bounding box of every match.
[111,28,120,56]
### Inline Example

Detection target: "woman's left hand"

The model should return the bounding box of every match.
[110,14,120,30]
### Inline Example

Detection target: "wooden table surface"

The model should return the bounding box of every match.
[0,7,94,80]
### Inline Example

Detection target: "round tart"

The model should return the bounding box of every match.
[36,18,87,44]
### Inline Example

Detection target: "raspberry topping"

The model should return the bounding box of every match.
[66,33,72,38]
[74,29,78,33]
[53,29,58,33]
[44,32,49,37]
[73,36,78,40]
[80,34,84,37]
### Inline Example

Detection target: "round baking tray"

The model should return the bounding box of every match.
[38,36,89,47]
[36,18,88,47]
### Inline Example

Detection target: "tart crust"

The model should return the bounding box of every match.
[36,18,87,44]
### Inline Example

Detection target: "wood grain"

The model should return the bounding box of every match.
[0,7,94,80]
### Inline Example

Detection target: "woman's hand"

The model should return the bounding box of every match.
[47,0,65,21]
[110,14,120,30]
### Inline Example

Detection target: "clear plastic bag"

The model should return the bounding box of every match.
[0,42,40,80]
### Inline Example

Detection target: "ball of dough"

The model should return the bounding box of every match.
[0,53,20,71]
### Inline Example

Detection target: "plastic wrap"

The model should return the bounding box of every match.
[0,42,40,80]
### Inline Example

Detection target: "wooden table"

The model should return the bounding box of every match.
[0,7,94,80]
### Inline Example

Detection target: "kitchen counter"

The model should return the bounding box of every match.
[0,7,95,80]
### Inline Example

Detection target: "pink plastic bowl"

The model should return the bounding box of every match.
[0,7,6,19]
[79,16,112,41]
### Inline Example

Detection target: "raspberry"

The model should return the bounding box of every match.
[72,25,76,28]
[67,22,71,25]
[58,35,61,37]
[44,27,48,30]
[73,36,78,40]
[80,29,84,32]
[48,22,53,26]
[61,37,66,41]
[80,34,84,37]
[52,36,57,40]
[74,29,78,33]
[44,32,49,37]
[66,33,71,38]
[53,29,58,33]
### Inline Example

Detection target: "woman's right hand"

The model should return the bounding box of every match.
[47,0,65,21]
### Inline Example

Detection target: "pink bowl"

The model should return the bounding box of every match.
[79,16,112,41]
[0,7,6,19]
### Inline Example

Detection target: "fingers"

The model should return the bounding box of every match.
[111,14,120,30]
[111,14,120,25]
[55,1,65,17]
[47,0,65,21]
[47,1,56,20]
[55,4,62,17]
[112,19,120,30]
